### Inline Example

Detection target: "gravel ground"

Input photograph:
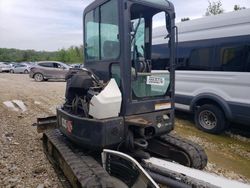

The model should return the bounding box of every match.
[0,74,249,187]
[0,74,64,188]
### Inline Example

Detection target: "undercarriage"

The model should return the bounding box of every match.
[41,128,249,188]
[43,129,208,188]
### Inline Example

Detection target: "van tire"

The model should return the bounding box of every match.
[195,104,227,134]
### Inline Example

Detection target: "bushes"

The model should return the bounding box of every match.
[0,45,84,64]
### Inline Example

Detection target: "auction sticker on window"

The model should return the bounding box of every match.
[147,76,165,86]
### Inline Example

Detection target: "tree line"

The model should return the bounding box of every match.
[0,46,84,64]
[181,1,246,22]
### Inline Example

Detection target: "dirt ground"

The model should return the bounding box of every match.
[0,74,249,188]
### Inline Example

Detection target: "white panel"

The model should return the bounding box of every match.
[175,71,250,105]
[89,79,122,119]
[153,9,250,45]
[145,158,250,188]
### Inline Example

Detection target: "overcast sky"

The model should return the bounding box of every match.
[0,0,249,51]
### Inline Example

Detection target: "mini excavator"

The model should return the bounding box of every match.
[34,0,249,187]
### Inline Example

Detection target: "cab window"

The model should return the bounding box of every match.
[85,0,120,61]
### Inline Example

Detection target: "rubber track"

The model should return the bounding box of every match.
[159,134,208,170]
[43,129,117,188]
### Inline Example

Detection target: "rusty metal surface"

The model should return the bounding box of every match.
[125,117,152,127]
[33,116,57,133]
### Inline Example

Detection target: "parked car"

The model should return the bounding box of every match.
[0,62,12,73]
[10,64,31,74]
[29,61,70,82]
[70,64,84,69]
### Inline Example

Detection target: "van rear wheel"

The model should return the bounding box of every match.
[195,104,227,134]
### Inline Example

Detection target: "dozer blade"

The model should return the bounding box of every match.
[143,158,250,188]
[33,116,57,133]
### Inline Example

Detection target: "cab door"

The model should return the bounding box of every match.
[123,2,175,116]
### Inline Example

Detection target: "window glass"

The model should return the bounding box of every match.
[131,18,145,58]
[85,9,99,60]
[111,63,121,86]
[100,0,119,60]
[132,71,170,98]
[85,0,119,61]
[39,63,53,67]
[131,7,170,99]
[53,63,61,68]
[221,46,244,72]
[189,48,212,70]
[246,46,250,72]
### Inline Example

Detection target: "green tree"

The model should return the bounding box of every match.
[0,46,84,64]
[22,52,30,61]
[205,1,224,16]
[181,17,190,22]
[234,5,246,11]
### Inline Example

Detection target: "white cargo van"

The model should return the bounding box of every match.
[152,9,250,133]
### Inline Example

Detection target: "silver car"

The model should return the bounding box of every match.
[0,62,12,73]
[29,61,70,82]
[10,64,31,74]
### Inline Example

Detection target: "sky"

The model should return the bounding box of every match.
[0,0,249,51]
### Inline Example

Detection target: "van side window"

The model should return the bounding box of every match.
[189,48,212,70]
[221,46,245,72]
[246,46,250,72]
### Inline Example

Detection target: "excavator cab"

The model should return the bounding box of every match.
[55,0,206,169]
[85,0,175,112]
[57,0,177,152]
[76,0,176,144]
